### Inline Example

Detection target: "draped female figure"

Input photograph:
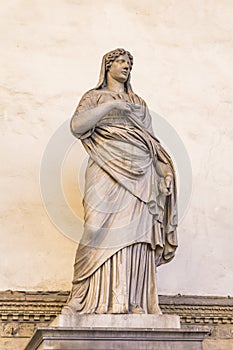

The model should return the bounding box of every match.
[63,48,178,314]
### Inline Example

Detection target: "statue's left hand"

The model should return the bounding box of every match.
[159,175,173,196]
[165,175,172,195]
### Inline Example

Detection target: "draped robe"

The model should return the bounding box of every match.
[65,88,178,314]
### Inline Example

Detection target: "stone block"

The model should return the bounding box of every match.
[25,327,209,350]
[24,315,209,350]
[203,339,233,350]
[51,313,181,329]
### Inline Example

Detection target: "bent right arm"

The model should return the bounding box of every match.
[71,101,132,136]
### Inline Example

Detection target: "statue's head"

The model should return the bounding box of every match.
[96,48,134,92]
[104,48,133,72]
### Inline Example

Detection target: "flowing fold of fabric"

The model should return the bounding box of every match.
[67,243,161,314]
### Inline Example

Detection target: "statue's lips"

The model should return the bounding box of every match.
[121,70,129,76]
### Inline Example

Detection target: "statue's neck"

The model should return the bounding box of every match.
[106,75,125,94]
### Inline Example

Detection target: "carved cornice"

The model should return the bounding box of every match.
[0,291,232,326]
[159,295,233,325]
[0,291,68,323]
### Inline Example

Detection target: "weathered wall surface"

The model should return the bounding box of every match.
[0,0,232,295]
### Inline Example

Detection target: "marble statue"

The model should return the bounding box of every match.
[63,48,178,315]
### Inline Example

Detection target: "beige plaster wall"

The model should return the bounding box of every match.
[0,0,232,296]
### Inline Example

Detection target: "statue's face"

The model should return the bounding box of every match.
[108,54,131,83]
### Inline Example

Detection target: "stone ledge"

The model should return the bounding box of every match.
[159,295,233,306]
[24,327,210,350]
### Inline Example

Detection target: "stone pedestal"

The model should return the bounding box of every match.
[24,314,209,350]
[51,313,181,328]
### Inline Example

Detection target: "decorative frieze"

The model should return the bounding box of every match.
[0,291,68,325]
[0,291,232,326]
[159,295,233,325]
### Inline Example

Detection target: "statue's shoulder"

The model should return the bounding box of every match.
[79,89,98,100]
[129,92,147,107]
[77,89,101,108]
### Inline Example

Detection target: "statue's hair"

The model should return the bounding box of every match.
[105,48,133,71]
[95,48,134,92]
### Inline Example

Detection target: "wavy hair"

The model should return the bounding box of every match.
[105,48,133,71]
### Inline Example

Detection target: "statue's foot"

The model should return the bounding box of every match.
[129,304,145,314]
[61,296,90,315]
[61,304,76,315]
